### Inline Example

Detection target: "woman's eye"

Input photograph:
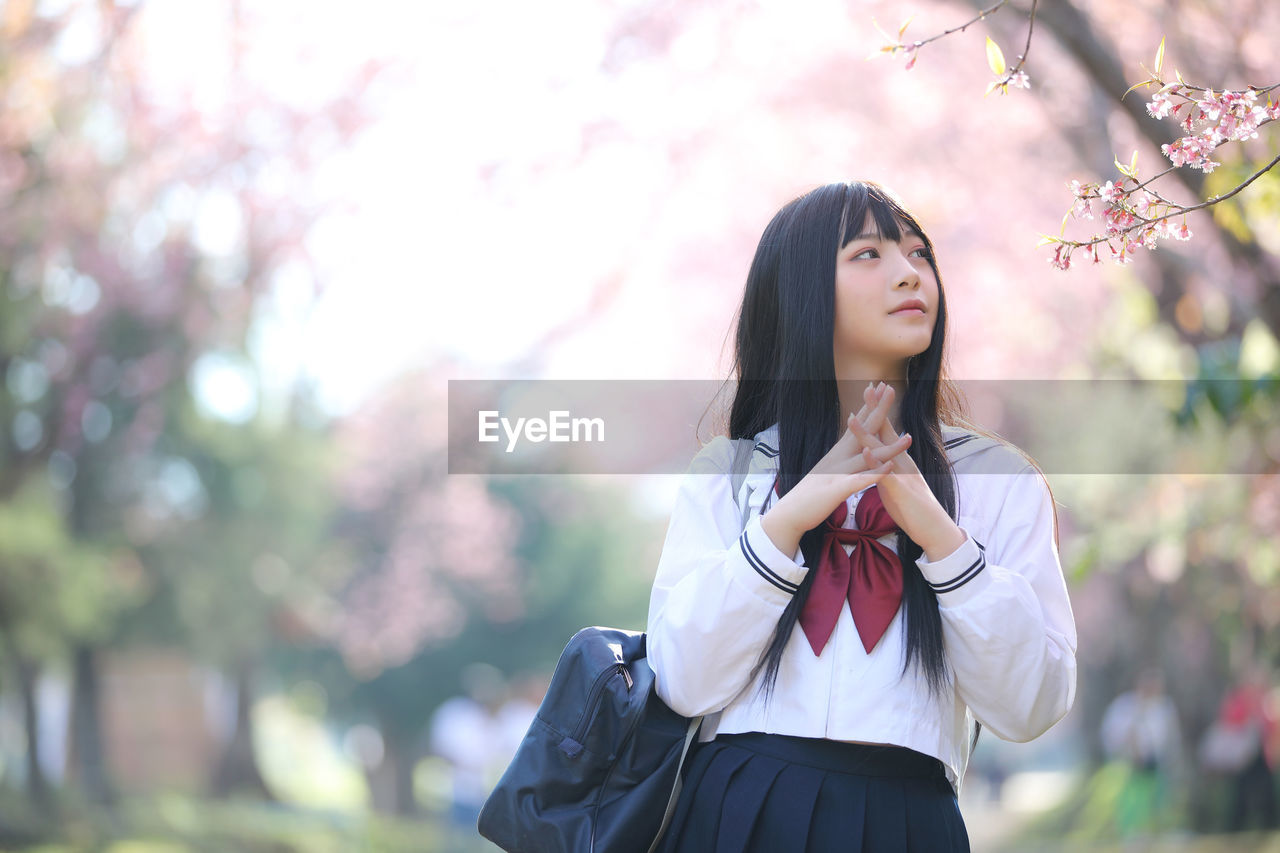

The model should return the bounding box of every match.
[853,248,879,260]
[909,246,930,259]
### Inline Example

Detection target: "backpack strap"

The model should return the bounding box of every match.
[647,716,702,853]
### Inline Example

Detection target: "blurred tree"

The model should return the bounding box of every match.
[275,372,657,815]
[0,483,131,814]
[119,403,339,800]
[0,0,374,820]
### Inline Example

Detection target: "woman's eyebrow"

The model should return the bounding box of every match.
[847,230,922,244]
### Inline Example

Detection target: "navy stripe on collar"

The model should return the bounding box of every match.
[753,441,779,458]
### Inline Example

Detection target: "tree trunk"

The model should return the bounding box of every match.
[0,605,52,816]
[390,733,418,816]
[364,727,419,816]
[17,656,52,812]
[210,659,273,800]
[67,643,114,806]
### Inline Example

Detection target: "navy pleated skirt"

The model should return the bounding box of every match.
[658,733,970,853]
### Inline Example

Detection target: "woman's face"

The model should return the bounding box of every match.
[832,212,939,381]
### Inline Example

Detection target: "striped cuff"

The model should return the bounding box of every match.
[736,515,806,599]
[916,533,991,604]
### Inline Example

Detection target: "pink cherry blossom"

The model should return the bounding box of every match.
[1161,136,1218,172]
[1009,71,1031,90]
[1068,180,1096,219]
[1198,89,1222,121]
[1147,89,1175,119]
[1049,244,1071,270]
[1103,203,1136,235]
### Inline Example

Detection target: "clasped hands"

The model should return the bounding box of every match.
[759,382,966,563]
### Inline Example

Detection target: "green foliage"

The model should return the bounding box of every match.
[2,792,447,852]
[0,480,138,658]
[127,403,339,664]
[1207,161,1280,246]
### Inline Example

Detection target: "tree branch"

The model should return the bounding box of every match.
[906,0,1011,49]
[1061,152,1280,250]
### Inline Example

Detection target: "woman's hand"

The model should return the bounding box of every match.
[759,388,912,558]
[848,383,966,562]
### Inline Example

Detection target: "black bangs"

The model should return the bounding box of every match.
[837,183,926,249]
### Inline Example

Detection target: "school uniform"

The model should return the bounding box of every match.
[646,424,1078,852]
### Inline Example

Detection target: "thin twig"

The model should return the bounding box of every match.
[907,0,1010,49]
[1010,0,1038,73]
[989,0,1038,92]
[1161,78,1280,97]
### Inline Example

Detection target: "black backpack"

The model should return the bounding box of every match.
[477,440,756,852]
[477,627,697,852]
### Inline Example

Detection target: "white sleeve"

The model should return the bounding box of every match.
[646,437,809,718]
[915,465,1078,742]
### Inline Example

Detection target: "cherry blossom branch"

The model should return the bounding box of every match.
[1058,152,1280,252]
[1044,61,1280,269]
[1003,0,1038,92]
[871,0,1036,93]
[873,10,1280,269]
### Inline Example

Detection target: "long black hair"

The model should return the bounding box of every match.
[726,181,968,698]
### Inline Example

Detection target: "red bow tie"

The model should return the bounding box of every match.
[777,484,903,655]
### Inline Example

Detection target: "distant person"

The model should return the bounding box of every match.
[1212,667,1279,832]
[1101,669,1181,834]
[429,663,506,834]
[494,672,544,766]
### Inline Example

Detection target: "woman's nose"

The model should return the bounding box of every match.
[893,251,921,289]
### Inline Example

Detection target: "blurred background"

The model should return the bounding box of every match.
[1,0,1278,850]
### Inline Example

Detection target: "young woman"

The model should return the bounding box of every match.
[646,181,1077,851]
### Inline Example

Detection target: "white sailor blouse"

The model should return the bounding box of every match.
[646,423,1078,789]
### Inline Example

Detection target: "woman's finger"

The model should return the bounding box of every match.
[844,459,892,494]
[866,432,911,463]
[875,407,900,447]
[833,444,880,475]
[861,383,897,439]
[848,413,891,451]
